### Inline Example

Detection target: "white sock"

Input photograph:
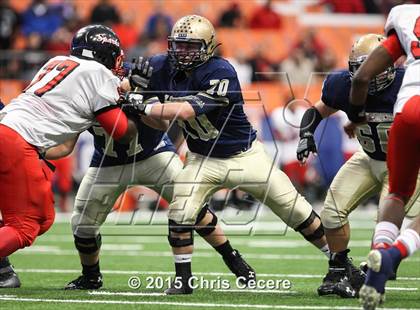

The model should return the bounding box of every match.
[174,254,192,264]
[373,221,399,248]
[395,229,420,257]
[320,244,330,258]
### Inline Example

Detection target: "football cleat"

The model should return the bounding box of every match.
[64,274,103,290]
[359,249,393,310]
[164,278,193,295]
[318,264,346,296]
[318,252,365,297]
[223,249,256,285]
[334,277,357,298]
[360,260,398,280]
[0,266,21,288]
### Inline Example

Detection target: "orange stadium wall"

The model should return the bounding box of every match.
[5,0,384,110]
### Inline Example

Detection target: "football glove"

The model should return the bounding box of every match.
[120,92,160,115]
[128,56,153,90]
[120,91,147,115]
[297,133,317,163]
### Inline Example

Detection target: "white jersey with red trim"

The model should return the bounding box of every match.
[0,55,121,152]
[384,4,420,113]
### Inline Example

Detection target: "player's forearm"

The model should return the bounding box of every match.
[117,118,138,144]
[148,101,196,120]
[299,104,325,138]
[45,135,78,160]
[140,115,170,131]
[350,45,394,106]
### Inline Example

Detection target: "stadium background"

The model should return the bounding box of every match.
[3,0,414,213]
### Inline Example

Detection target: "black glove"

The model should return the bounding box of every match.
[296,133,317,163]
[120,91,147,115]
[128,56,153,90]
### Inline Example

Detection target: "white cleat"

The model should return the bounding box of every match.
[359,284,385,310]
[367,250,382,273]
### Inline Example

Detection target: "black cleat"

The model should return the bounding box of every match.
[223,249,256,285]
[318,264,346,296]
[318,250,365,298]
[64,274,103,290]
[346,259,366,294]
[164,278,193,295]
[334,277,357,298]
[0,266,21,288]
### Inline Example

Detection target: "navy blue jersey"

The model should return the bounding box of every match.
[89,118,175,167]
[321,68,404,161]
[0,101,4,110]
[147,54,256,158]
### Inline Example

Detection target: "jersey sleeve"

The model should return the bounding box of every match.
[91,68,121,113]
[187,66,241,116]
[321,73,347,110]
[382,32,406,62]
[384,6,400,36]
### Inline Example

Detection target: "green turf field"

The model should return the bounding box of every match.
[1,209,419,310]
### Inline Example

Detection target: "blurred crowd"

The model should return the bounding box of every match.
[2,0,417,82]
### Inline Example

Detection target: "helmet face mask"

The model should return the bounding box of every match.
[168,38,207,71]
[168,15,218,71]
[70,25,122,72]
[348,34,396,94]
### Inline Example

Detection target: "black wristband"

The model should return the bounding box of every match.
[299,107,323,138]
[347,104,366,123]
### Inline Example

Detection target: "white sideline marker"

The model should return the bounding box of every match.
[1,296,419,310]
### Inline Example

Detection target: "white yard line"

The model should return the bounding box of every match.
[0,296,418,310]
[386,287,418,291]
[214,289,297,294]
[89,291,165,296]
[14,268,420,282]
[16,247,420,263]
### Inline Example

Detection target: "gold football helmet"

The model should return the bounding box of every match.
[349,33,396,94]
[168,15,218,71]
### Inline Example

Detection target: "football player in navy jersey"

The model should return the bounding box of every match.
[127,15,330,295]
[296,34,420,298]
[60,61,257,290]
[0,100,20,288]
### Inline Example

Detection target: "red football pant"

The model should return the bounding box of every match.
[387,96,420,199]
[0,125,55,257]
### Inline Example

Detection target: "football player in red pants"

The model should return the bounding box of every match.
[0,25,139,286]
[347,4,420,309]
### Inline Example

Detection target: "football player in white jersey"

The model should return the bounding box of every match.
[346,4,420,309]
[0,25,138,285]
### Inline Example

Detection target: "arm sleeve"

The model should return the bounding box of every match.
[382,32,405,62]
[95,107,128,140]
[186,67,240,116]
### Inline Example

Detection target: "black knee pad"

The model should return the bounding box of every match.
[74,234,102,254]
[295,211,325,242]
[195,205,218,237]
[168,219,194,247]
